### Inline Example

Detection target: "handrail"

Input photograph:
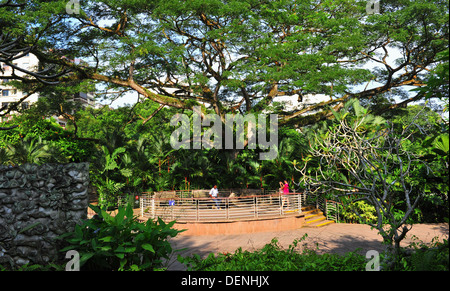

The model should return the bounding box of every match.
[324,199,342,222]
[140,192,303,223]
[143,192,301,200]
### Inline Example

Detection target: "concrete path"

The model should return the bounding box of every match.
[167,223,449,270]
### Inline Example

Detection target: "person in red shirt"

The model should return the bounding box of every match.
[279,180,290,209]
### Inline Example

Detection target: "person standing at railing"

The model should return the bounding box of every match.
[280,180,290,209]
[209,185,221,209]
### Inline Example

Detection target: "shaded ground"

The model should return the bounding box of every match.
[167,223,449,270]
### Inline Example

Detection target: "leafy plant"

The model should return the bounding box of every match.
[0,147,10,165]
[339,200,377,224]
[0,263,65,271]
[59,204,184,271]
[432,133,449,156]
[4,136,51,165]
[408,238,449,271]
[383,237,449,271]
[178,237,367,271]
[93,146,127,208]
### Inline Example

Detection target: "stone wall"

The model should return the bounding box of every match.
[0,163,89,267]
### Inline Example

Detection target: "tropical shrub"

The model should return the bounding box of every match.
[406,238,449,271]
[178,237,367,271]
[339,200,377,224]
[0,263,64,271]
[59,204,183,271]
[383,237,449,271]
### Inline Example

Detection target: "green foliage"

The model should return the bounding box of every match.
[385,237,449,271]
[93,146,127,208]
[0,263,65,271]
[339,201,377,224]
[59,203,183,271]
[2,0,448,273]
[3,0,447,123]
[300,98,450,256]
[2,0,448,210]
[411,49,449,100]
[0,115,95,164]
[2,136,51,165]
[386,105,449,223]
[178,237,366,271]
[179,236,449,271]
[408,238,449,271]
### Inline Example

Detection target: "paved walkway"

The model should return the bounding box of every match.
[167,223,449,270]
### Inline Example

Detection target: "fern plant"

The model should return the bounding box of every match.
[94,146,128,209]
[5,136,51,165]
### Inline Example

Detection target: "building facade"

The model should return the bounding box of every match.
[1,53,96,126]
[1,53,40,118]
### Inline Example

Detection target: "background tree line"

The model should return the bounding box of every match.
[0,95,448,224]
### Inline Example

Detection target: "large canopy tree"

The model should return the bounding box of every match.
[1,0,448,125]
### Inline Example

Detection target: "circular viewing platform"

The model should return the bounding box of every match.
[139,190,307,235]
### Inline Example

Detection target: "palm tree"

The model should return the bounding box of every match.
[246,160,263,189]
[170,150,209,190]
[170,150,191,190]
[92,145,134,208]
[0,147,11,165]
[6,136,51,165]
[261,132,307,190]
[121,136,159,192]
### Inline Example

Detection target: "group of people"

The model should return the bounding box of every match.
[208,180,291,209]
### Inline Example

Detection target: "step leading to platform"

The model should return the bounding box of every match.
[302,206,335,228]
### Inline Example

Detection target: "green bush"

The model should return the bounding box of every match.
[59,204,183,271]
[178,237,367,271]
[339,200,377,224]
[386,237,449,271]
[179,236,449,271]
[0,263,64,271]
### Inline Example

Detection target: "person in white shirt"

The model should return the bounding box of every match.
[209,185,221,209]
